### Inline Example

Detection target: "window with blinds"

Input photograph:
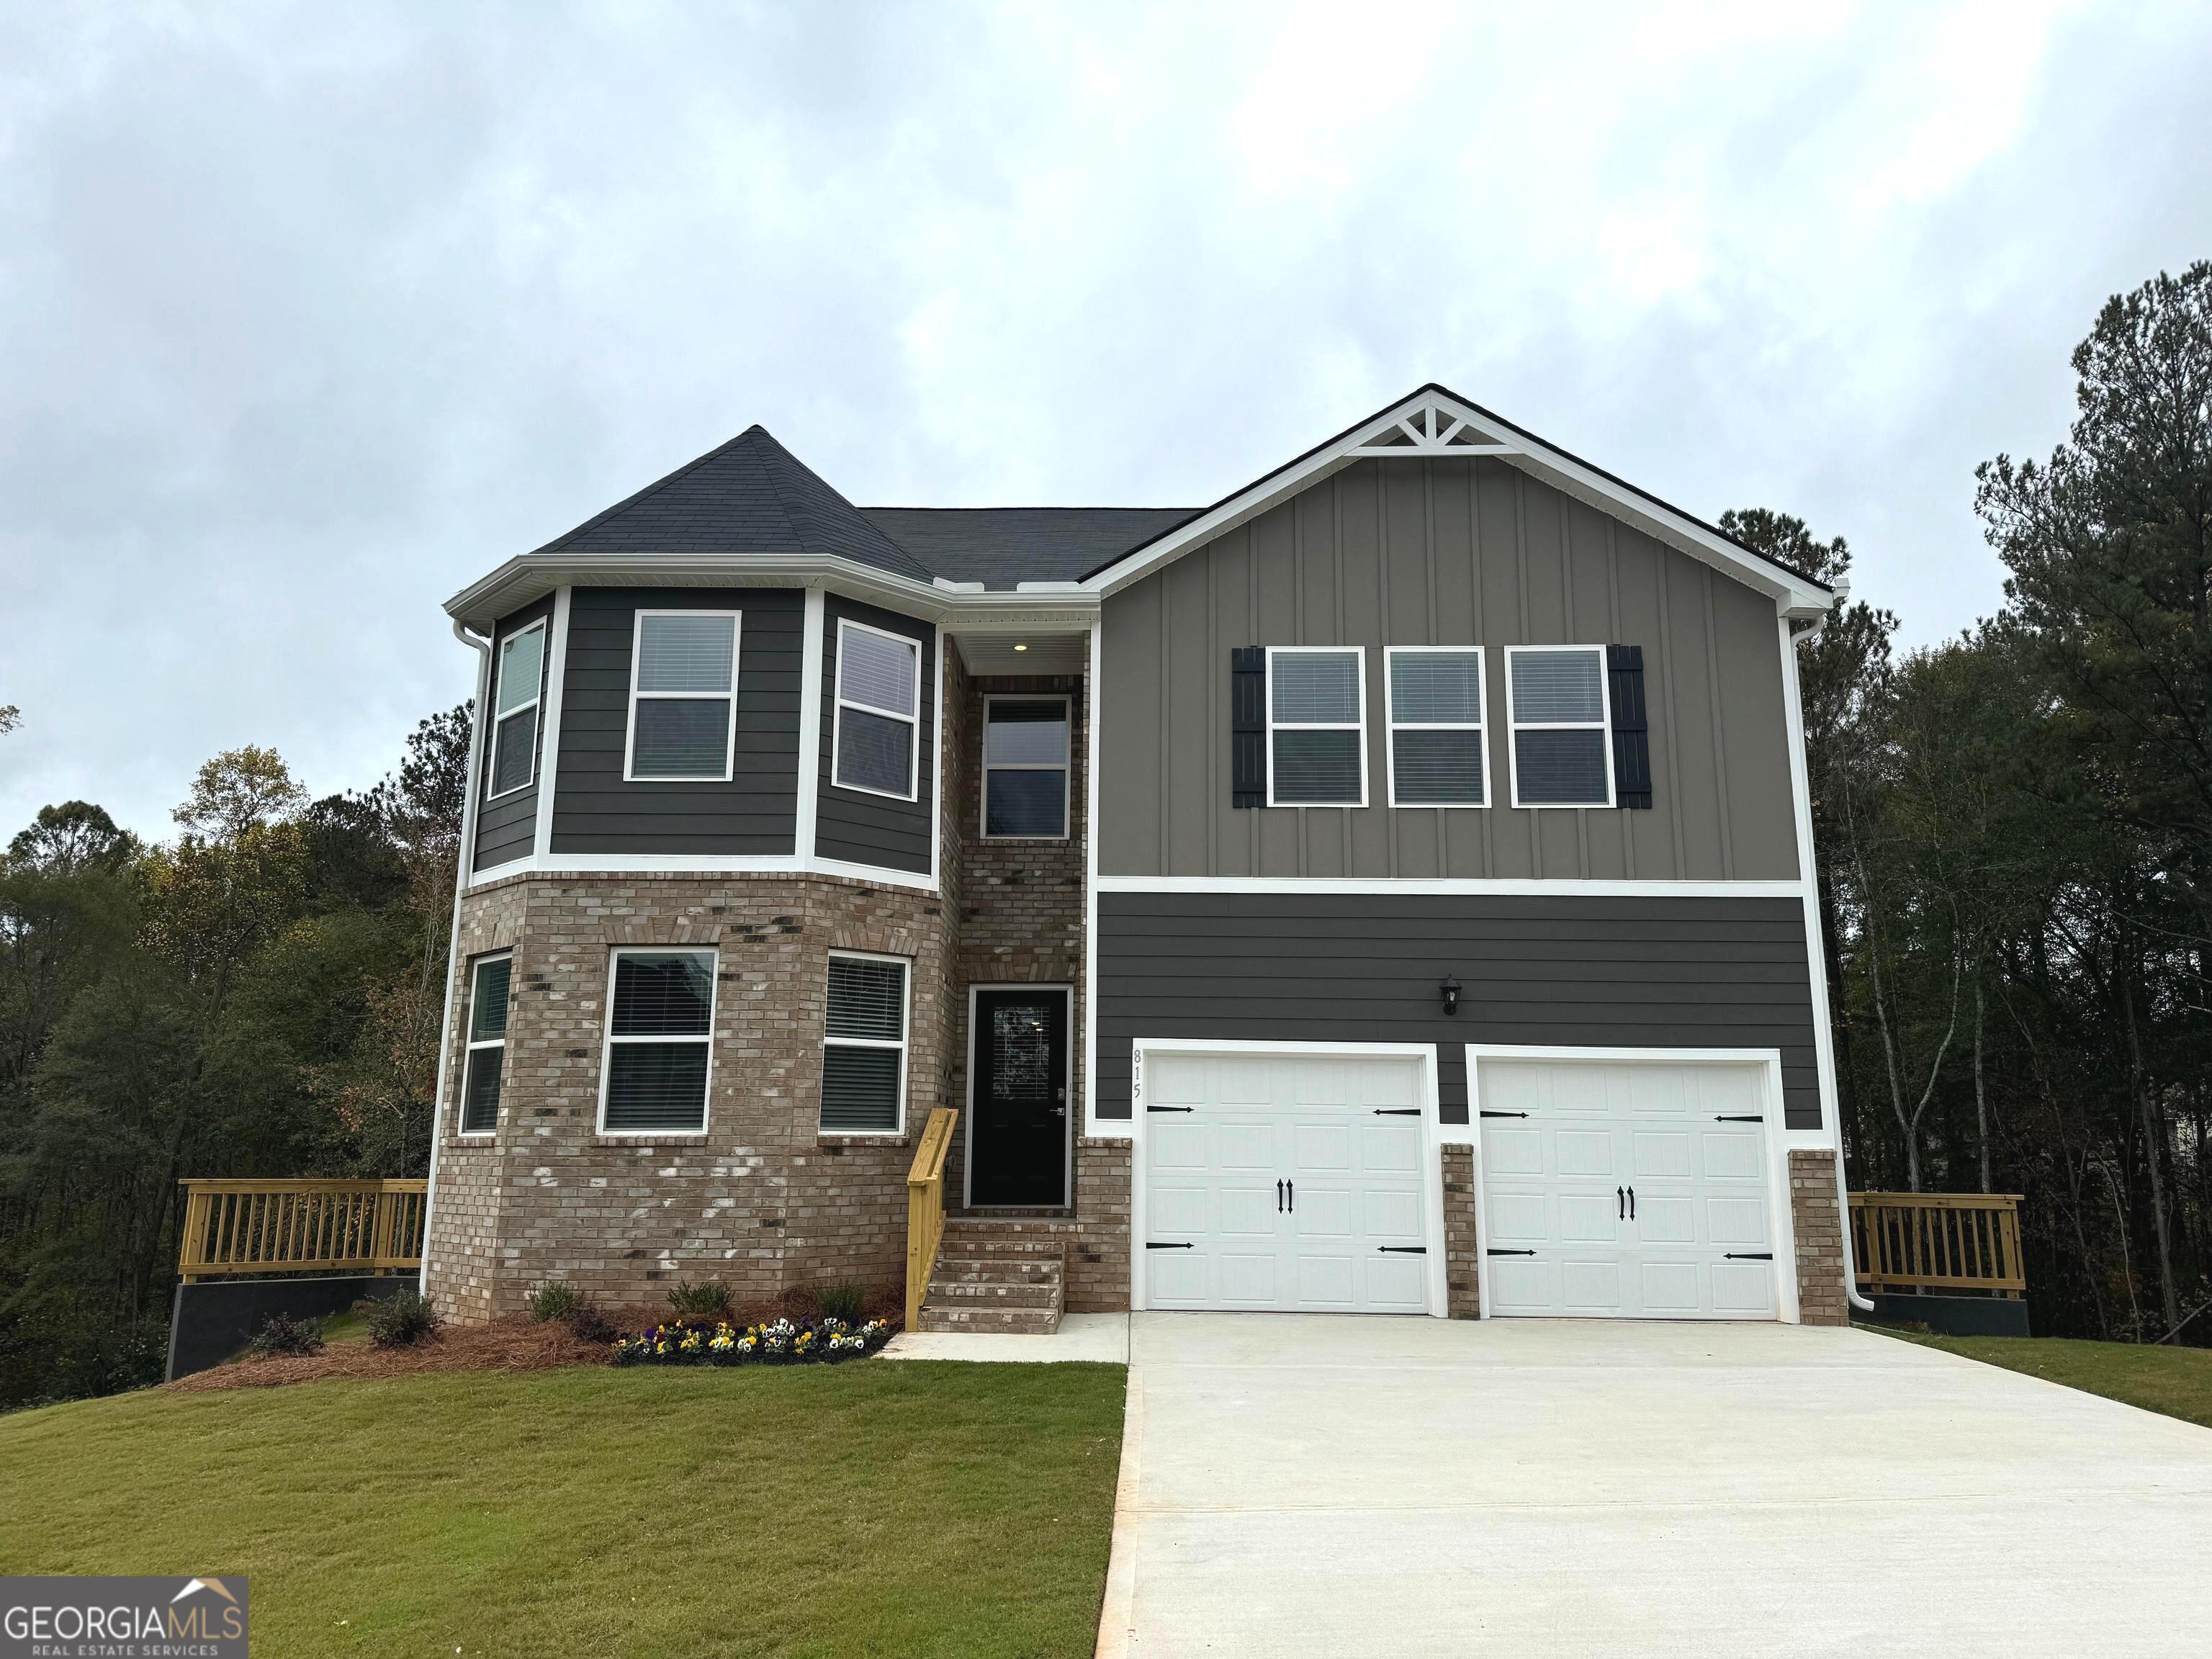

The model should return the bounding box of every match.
[983,696,1070,838]
[487,620,547,799]
[1506,646,1615,807]
[821,953,908,1133]
[833,620,920,799]
[1267,646,1367,806]
[625,611,740,781]
[459,954,511,1135]
[598,949,716,1133]
[1385,647,1486,806]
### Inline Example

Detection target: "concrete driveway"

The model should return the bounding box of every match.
[1097,1313,2212,1658]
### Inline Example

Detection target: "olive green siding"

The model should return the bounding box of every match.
[1097,457,1802,881]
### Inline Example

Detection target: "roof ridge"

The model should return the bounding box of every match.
[529,426,774,558]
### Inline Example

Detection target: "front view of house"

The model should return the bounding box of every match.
[422,385,1852,1331]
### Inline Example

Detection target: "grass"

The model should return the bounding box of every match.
[1877,1328,2212,1430]
[0,1360,1127,1658]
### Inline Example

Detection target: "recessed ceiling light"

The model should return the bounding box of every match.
[1013,643,1028,652]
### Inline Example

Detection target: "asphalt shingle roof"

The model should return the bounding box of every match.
[859,506,1197,588]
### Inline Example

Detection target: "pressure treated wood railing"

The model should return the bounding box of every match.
[1849,1192,2026,1298]
[177,1179,428,1282]
[904,1107,960,1331]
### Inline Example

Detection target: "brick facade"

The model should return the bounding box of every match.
[1440,1145,1482,1319]
[1789,1148,1850,1326]
[1068,1138,1132,1312]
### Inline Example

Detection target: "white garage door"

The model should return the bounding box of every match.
[1142,1050,1429,1313]
[1480,1060,1779,1320]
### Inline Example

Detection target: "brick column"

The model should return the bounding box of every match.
[1789,1148,1850,1326]
[1069,1138,1133,1312]
[1441,1145,1481,1319]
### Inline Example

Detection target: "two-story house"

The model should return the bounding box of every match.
[423,385,1853,1332]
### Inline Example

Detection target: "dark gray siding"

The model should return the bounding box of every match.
[472,595,554,873]
[816,595,935,876]
[549,587,802,856]
[1097,892,1822,1130]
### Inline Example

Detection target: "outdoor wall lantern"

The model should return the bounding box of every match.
[1440,974,1460,1016]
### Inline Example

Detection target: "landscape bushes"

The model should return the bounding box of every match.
[611,1316,892,1367]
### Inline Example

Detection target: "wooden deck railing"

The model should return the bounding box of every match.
[177,1179,428,1282]
[1849,1192,2026,1298]
[904,1107,960,1331]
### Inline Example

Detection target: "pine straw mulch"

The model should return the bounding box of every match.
[164,1313,621,1394]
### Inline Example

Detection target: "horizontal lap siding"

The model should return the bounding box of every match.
[472,595,555,873]
[816,596,935,876]
[550,587,802,855]
[1096,893,1822,1130]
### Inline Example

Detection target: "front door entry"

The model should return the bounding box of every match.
[968,988,1070,1207]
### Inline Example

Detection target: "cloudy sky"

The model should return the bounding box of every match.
[3,1,2208,842]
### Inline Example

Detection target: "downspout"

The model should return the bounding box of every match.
[418,619,493,1298]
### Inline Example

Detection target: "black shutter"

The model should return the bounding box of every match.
[1231,647,1266,808]
[1608,644,1653,809]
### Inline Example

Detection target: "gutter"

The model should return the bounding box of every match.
[418,619,493,1299]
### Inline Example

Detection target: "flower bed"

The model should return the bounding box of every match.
[610,1315,894,1367]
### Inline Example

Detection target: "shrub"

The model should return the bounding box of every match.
[611,1316,892,1368]
[563,1303,619,1344]
[358,1287,441,1349]
[527,1282,584,1324]
[665,1280,732,1320]
[817,1281,867,1325]
[245,1311,325,1359]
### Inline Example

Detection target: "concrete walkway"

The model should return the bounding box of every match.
[1097,1313,2212,1658]
[880,1310,1129,1364]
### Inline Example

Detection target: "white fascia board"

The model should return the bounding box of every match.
[1081,387,1835,617]
[1094,875,1810,898]
[446,553,1099,634]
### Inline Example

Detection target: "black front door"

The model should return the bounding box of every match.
[969,989,1070,1207]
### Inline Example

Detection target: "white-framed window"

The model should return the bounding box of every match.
[832,619,920,800]
[1385,647,1487,807]
[486,619,547,800]
[1266,646,1367,807]
[458,953,511,1136]
[624,610,740,782]
[1505,645,1615,808]
[982,695,1071,839]
[821,952,909,1134]
[598,948,717,1135]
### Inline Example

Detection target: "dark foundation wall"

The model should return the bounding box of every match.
[1095,891,1824,1130]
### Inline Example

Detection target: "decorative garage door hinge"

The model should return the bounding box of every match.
[1377,1246,1428,1254]
[1724,1252,1774,1260]
[1715,1114,1763,1123]
[1372,1107,1419,1116]
[1146,1105,1195,1113]
[1479,1110,1529,1119]
[1146,1241,1195,1250]
[1487,1248,1536,1257]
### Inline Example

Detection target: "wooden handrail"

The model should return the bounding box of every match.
[904,1108,960,1331]
[176,1179,428,1283]
[1848,1191,2026,1298]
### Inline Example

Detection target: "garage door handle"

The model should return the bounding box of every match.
[1378,1246,1427,1254]
[1617,1186,1625,1219]
[1627,1186,1635,1220]
[1372,1107,1419,1116]
[1479,1110,1527,1119]
[1146,1241,1195,1250]
[1277,1179,1284,1213]
[1487,1249,1535,1257]
[1725,1252,1773,1260]
[1715,1114,1763,1123]
[1148,1105,1195,1113]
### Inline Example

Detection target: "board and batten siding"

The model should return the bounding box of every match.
[1097,456,1801,881]
[815,595,937,876]
[1096,892,1822,1130]
[471,594,554,874]
[549,586,804,857]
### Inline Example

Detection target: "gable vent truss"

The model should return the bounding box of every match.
[1352,403,1520,459]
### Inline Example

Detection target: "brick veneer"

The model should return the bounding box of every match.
[1789,1148,1850,1326]
[1068,1138,1132,1311]
[425,871,955,1323]
[1440,1145,1482,1319]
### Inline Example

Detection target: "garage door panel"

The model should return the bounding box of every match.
[1705,1196,1768,1247]
[1362,1187,1423,1239]
[1293,1253,1357,1307]
[1151,1185,1210,1233]
[1151,1120,1209,1169]
[1555,1129,1614,1177]
[1218,1184,1278,1236]
[1700,1130,1763,1182]
[1560,1192,1622,1243]
[1696,1067,1761,1116]
[1638,1260,1701,1315]
[1293,1187,1354,1238]
[1149,1249,1210,1305]
[1361,1123,1420,1174]
[1632,1130,1693,1179]
[1712,1262,1776,1315]
[1294,1123,1352,1169]
[1486,1191,1549,1244]
[1483,1124,1545,1177]
[1560,1258,1626,1313]
[1216,1123,1274,1167]
[1364,1256,1428,1310]
[1150,1056,1208,1107]
[1217,1251,1278,1304]
[1633,1195,1696,1244]
[1487,1256,1556,1314]
[1627,1067,1691,1119]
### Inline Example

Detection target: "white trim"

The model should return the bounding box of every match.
[823,949,912,1138]
[621,608,742,783]
[981,693,1073,841]
[1081,387,1836,616]
[796,588,824,858]
[1383,644,1488,809]
[830,616,921,801]
[1094,875,1811,897]
[457,951,513,1138]
[1457,1043,1799,1324]
[466,851,939,894]
[484,616,549,804]
[530,589,571,850]
[1503,644,1616,810]
[1084,623,1102,1138]
[961,983,1076,1208]
[1264,644,1369,809]
[595,945,719,1137]
[929,624,944,891]
[1123,1038,1447,1317]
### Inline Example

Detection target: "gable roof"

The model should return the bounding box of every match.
[860,506,1195,588]
[1078,383,1835,615]
[528,425,934,584]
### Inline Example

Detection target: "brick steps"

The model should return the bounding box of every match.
[917,1219,1067,1335]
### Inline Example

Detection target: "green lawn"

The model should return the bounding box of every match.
[1881,1328,2212,1430]
[0,1360,1127,1658]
